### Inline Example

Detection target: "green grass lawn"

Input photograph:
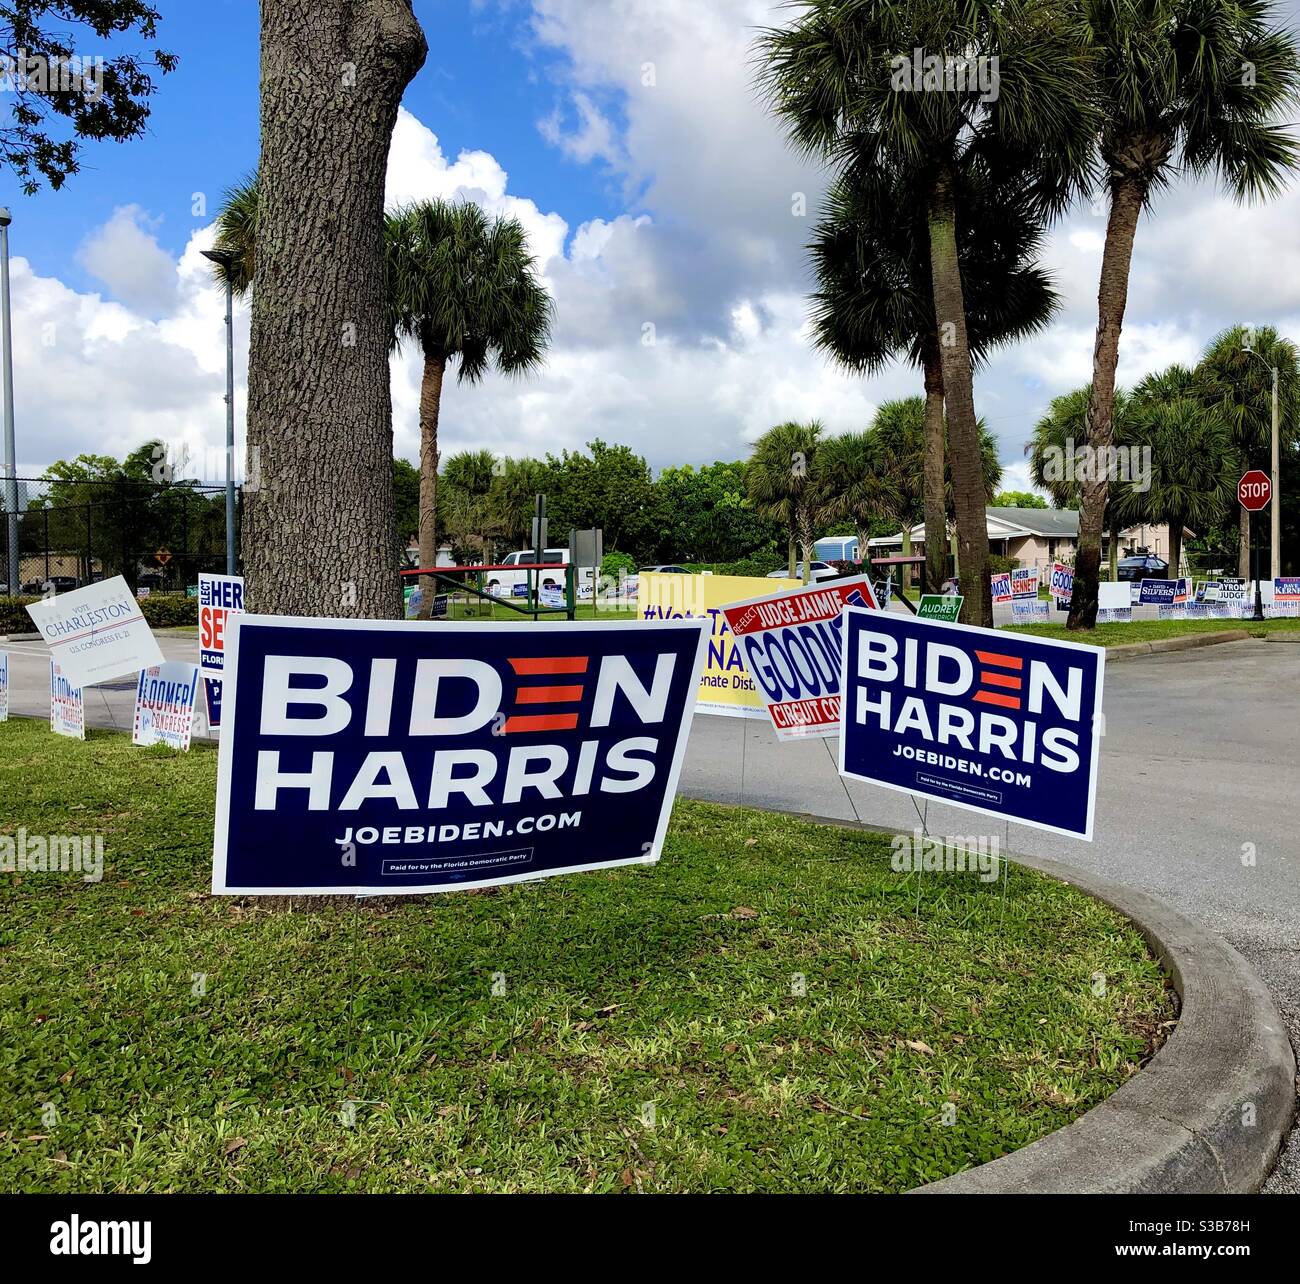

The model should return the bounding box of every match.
[0,718,1172,1193]
[1005,615,1300,647]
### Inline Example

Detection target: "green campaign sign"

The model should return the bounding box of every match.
[916,594,963,623]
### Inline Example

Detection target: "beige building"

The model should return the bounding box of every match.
[869,508,1194,576]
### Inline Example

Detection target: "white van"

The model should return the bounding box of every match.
[485,549,595,599]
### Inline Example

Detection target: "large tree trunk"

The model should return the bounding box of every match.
[927,168,991,627]
[1068,174,1144,631]
[416,346,446,619]
[243,0,426,618]
[921,340,947,595]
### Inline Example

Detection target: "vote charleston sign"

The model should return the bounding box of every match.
[212,616,708,895]
[838,608,1105,840]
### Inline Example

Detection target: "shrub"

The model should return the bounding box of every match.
[987,554,1020,576]
[139,593,198,628]
[601,551,637,579]
[0,595,42,635]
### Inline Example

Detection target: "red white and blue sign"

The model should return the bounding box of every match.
[838,608,1105,840]
[1137,578,1188,606]
[198,573,244,729]
[212,616,709,895]
[133,661,201,752]
[991,567,1039,604]
[1048,562,1074,600]
[1275,577,1300,603]
[720,575,879,740]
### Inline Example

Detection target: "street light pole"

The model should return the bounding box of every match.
[0,207,18,595]
[201,248,237,576]
[1270,364,1280,581]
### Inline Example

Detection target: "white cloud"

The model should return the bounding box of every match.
[75,205,178,316]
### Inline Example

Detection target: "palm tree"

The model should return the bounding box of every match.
[818,430,903,564]
[490,457,549,550]
[1196,325,1300,577]
[1117,365,1235,575]
[386,201,553,617]
[810,157,1060,594]
[1068,0,1300,629]
[745,421,826,582]
[759,0,1096,626]
[208,185,554,620]
[1028,384,1139,580]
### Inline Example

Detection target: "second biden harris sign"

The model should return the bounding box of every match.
[212,615,708,895]
[838,608,1104,840]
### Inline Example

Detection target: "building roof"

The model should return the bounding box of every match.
[868,506,1081,545]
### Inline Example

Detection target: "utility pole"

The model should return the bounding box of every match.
[0,207,18,595]
[1270,364,1280,581]
[200,248,238,575]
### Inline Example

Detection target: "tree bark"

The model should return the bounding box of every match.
[1068,174,1144,630]
[796,503,814,583]
[1169,521,1183,579]
[927,168,991,627]
[1108,518,1119,581]
[243,0,426,618]
[416,346,446,619]
[921,339,947,595]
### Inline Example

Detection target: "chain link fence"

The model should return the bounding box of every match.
[1,475,236,595]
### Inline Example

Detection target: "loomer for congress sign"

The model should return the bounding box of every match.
[838,609,1104,840]
[212,616,708,895]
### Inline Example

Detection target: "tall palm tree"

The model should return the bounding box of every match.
[1117,365,1235,574]
[759,0,1096,627]
[1195,325,1300,576]
[490,456,549,550]
[441,448,501,560]
[1028,384,1139,579]
[810,157,1060,594]
[386,201,553,617]
[208,184,554,619]
[745,421,826,582]
[1068,0,1300,628]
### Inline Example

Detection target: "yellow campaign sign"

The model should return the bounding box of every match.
[640,572,799,717]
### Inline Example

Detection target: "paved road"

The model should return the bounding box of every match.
[3,629,1298,1188]
[678,640,1300,1192]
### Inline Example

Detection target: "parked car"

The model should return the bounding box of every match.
[639,564,691,575]
[20,575,81,595]
[1117,554,1169,582]
[768,561,838,583]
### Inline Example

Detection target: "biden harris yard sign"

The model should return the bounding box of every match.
[838,608,1105,840]
[719,576,879,740]
[212,615,709,895]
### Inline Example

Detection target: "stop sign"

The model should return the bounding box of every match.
[1239,469,1272,511]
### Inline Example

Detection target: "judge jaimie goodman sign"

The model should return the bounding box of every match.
[212,617,708,895]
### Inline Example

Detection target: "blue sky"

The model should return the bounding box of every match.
[2,0,1298,485]
[1,0,628,286]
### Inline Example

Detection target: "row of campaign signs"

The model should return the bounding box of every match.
[19,573,244,750]
[17,568,1110,897]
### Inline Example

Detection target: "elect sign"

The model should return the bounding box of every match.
[1239,470,1271,512]
[212,616,707,895]
[838,609,1104,839]
[198,573,244,727]
[720,575,878,740]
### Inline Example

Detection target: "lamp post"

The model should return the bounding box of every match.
[1241,343,1281,583]
[0,207,18,595]
[201,247,237,576]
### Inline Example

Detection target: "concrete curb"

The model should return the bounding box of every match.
[1105,629,1249,663]
[755,808,1294,1193]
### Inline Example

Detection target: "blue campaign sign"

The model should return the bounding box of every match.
[838,608,1105,840]
[1138,578,1188,605]
[212,616,709,894]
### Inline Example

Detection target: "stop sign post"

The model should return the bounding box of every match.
[1239,469,1271,512]
[1239,470,1271,621]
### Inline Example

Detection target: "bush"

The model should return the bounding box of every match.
[601,551,637,579]
[987,554,1020,576]
[828,559,860,578]
[139,593,198,628]
[0,595,42,635]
